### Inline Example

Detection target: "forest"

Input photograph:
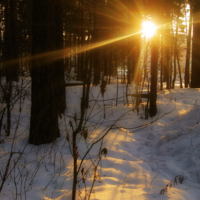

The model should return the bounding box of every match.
[0,0,200,199]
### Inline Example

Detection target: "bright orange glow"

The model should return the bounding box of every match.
[3,28,145,68]
[142,21,157,39]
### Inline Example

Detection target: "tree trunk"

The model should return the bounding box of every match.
[93,48,101,85]
[127,43,132,84]
[29,0,65,145]
[170,36,173,88]
[149,36,158,117]
[4,0,19,82]
[191,2,200,88]
[55,0,66,114]
[173,36,177,89]
[185,2,192,88]
[160,35,163,91]
[3,0,18,136]
[176,50,183,88]
[175,3,182,88]
[164,3,171,90]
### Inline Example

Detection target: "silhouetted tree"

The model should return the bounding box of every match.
[191,0,200,88]
[29,0,66,145]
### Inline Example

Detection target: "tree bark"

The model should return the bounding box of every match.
[160,35,163,91]
[191,1,200,88]
[185,2,192,88]
[55,0,66,114]
[3,0,18,136]
[173,36,177,89]
[150,36,159,117]
[29,0,65,145]
[164,2,171,89]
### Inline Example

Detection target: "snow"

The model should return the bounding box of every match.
[1,84,200,200]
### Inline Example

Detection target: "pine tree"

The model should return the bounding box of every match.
[191,0,200,88]
[29,0,66,145]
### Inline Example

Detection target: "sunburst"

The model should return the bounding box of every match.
[142,21,157,39]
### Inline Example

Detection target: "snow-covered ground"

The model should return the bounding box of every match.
[1,84,200,200]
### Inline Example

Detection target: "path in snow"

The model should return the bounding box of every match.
[92,88,200,200]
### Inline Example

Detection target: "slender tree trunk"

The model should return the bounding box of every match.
[8,0,19,81]
[109,45,112,84]
[85,60,92,109]
[6,82,11,136]
[160,35,163,91]
[176,50,183,88]
[93,48,101,85]
[150,36,159,117]
[80,0,85,81]
[165,2,171,89]
[173,36,177,89]
[185,2,192,88]
[77,1,81,81]
[4,0,18,136]
[72,130,77,200]
[175,3,182,88]
[170,37,173,88]
[127,45,131,84]
[143,39,147,85]
[104,48,108,76]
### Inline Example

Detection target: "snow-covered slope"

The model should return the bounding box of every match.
[1,85,200,200]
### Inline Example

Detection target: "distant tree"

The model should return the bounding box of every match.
[163,0,172,89]
[185,1,192,88]
[4,0,19,82]
[17,0,32,72]
[3,0,19,136]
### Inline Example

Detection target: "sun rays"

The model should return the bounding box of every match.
[141,21,157,39]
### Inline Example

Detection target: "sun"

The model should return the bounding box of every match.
[142,21,157,39]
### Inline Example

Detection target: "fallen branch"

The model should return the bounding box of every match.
[160,175,184,195]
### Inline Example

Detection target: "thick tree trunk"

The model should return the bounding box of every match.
[55,0,66,114]
[191,2,200,88]
[29,0,65,145]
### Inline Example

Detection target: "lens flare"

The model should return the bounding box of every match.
[142,21,157,39]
